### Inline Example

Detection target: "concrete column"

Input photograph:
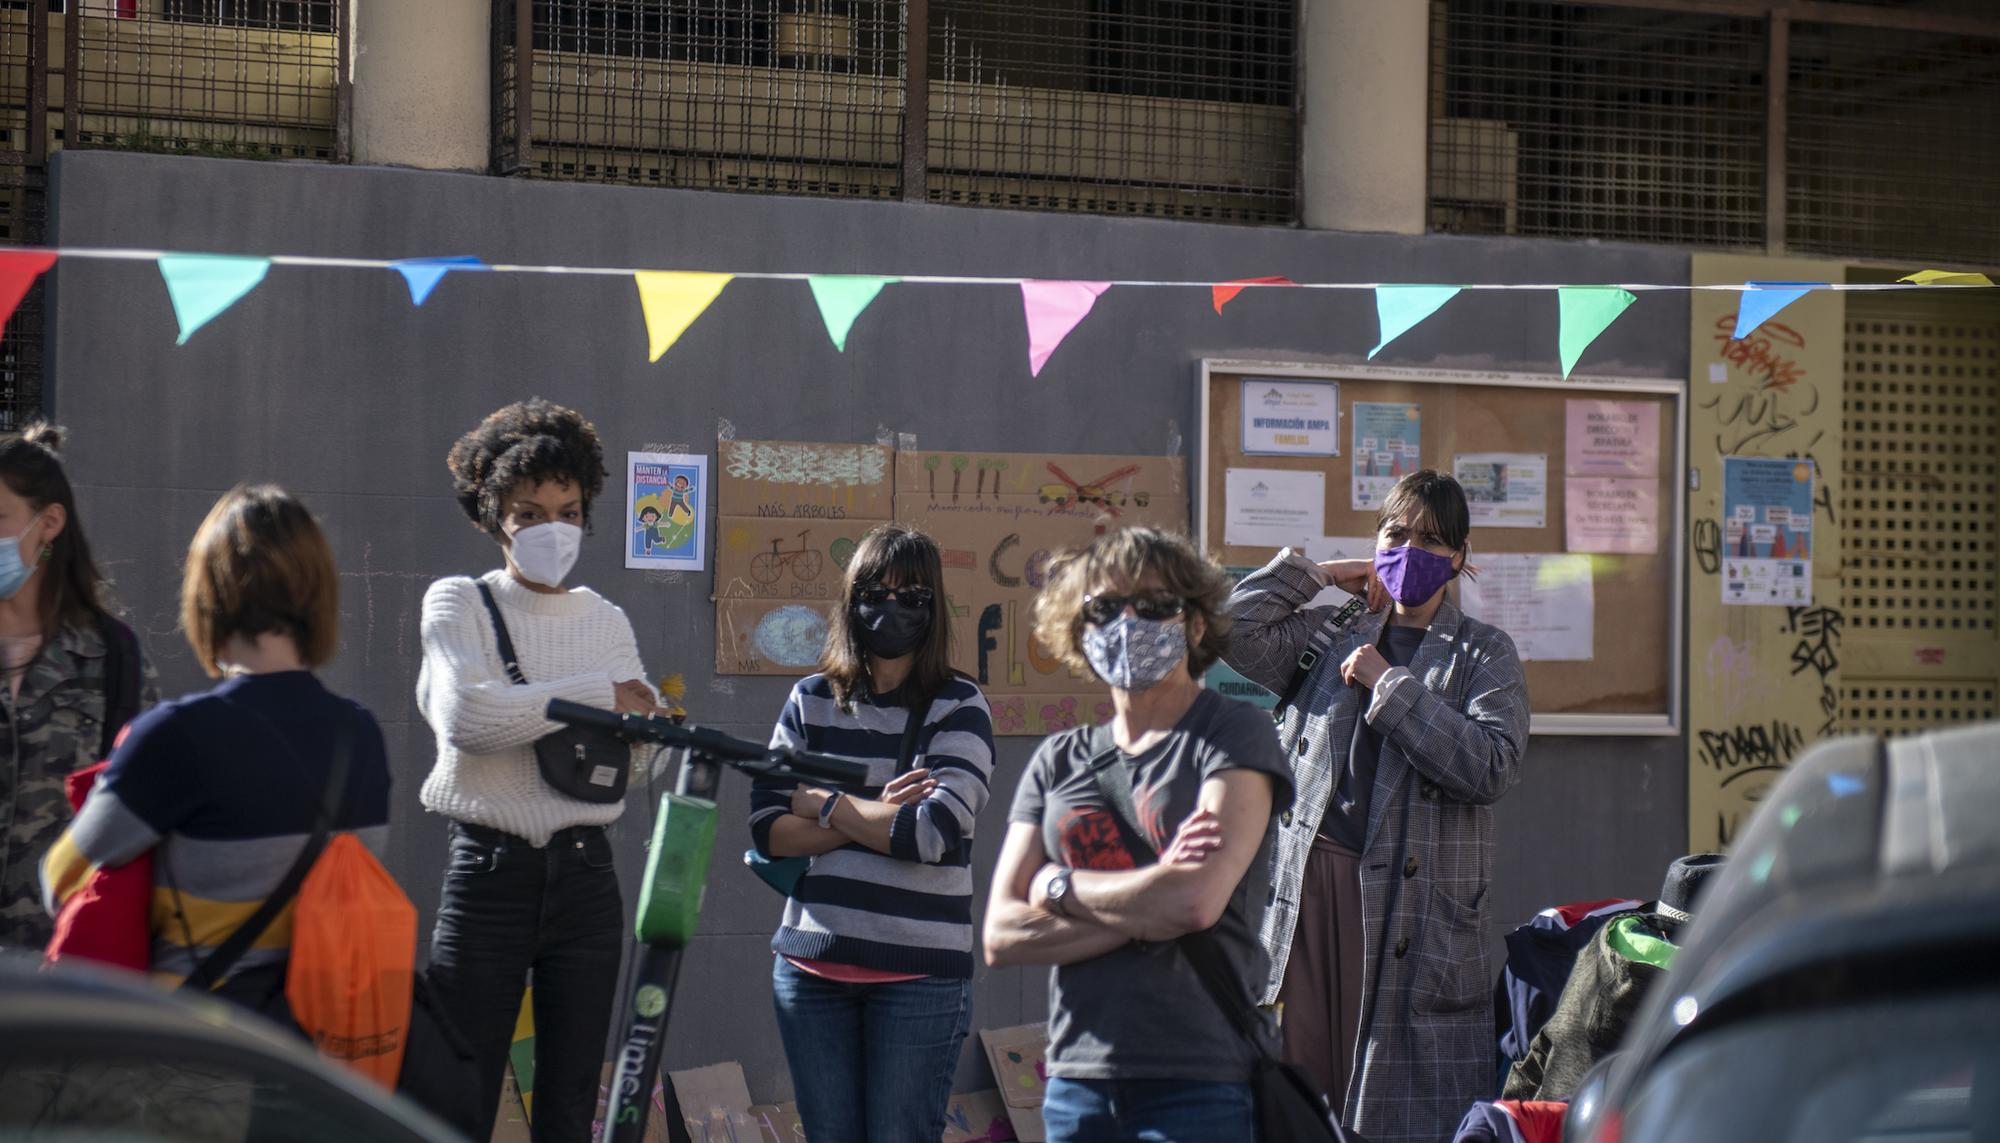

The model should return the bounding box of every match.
[1298,0,1429,234]
[351,0,491,172]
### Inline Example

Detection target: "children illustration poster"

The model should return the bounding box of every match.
[626,451,708,571]
[1721,456,1815,606]
[1351,402,1421,511]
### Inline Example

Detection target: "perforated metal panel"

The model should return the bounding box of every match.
[1842,681,1999,738]
[1841,294,2000,737]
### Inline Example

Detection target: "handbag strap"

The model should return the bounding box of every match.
[93,609,144,761]
[1081,735,1274,1056]
[181,718,350,993]
[1274,598,1365,718]
[474,580,530,685]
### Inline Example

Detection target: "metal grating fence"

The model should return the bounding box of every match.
[1786,21,2000,264]
[502,0,907,198]
[926,0,1295,223]
[497,0,1298,223]
[1427,0,1768,246]
[67,0,343,159]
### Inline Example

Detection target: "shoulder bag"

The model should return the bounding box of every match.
[475,580,630,804]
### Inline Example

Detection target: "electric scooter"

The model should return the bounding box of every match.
[546,698,868,1143]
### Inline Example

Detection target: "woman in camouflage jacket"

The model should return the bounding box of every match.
[0,422,157,949]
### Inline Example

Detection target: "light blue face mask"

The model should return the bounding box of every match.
[0,516,43,601]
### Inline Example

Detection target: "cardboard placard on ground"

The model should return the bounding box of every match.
[943,1089,1020,1143]
[978,1024,1051,1143]
[746,1101,806,1142]
[718,439,894,519]
[667,1061,759,1141]
[895,450,1186,735]
[492,1071,531,1143]
[583,1062,671,1143]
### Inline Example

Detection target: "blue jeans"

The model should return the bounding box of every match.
[1041,1076,1258,1143]
[769,955,972,1143]
[428,821,624,1143]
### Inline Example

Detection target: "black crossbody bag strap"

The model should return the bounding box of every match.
[893,692,927,778]
[1274,598,1365,718]
[474,581,531,685]
[180,721,351,993]
[1081,733,1272,1053]
[93,610,144,760]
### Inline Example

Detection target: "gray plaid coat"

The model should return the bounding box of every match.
[1224,551,1529,1143]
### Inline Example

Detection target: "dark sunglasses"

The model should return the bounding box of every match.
[855,583,935,609]
[1081,591,1187,627]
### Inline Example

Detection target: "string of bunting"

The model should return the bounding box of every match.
[0,247,1992,379]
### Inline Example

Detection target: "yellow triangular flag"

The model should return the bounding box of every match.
[634,272,733,362]
[1898,269,1994,287]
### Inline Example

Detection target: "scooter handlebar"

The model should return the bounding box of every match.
[544,699,870,787]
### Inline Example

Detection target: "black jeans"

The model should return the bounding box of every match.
[428,820,624,1143]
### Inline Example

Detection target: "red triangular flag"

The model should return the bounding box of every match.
[1212,276,1295,314]
[0,251,56,340]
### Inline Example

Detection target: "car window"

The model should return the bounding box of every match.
[0,1046,417,1143]
[1618,988,2000,1143]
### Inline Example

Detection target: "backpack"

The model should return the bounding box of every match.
[285,832,420,1090]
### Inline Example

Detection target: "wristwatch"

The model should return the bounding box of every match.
[1044,866,1074,917]
[817,791,843,830]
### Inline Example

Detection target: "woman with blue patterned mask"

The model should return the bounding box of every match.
[985,527,1294,1143]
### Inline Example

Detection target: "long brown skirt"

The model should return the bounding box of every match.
[1277,836,1365,1111]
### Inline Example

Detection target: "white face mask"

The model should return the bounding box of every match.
[509,521,582,587]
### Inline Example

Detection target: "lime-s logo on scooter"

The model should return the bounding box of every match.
[636,985,667,1019]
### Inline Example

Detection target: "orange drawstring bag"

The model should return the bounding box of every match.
[285,833,419,1089]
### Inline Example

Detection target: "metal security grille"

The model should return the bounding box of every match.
[1840,293,2000,737]
[1786,21,2000,264]
[501,0,907,198]
[1427,0,1767,245]
[926,0,1295,222]
[68,0,342,159]
[498,0,1298,222]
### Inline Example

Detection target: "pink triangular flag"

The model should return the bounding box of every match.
[1021,280,1110,377]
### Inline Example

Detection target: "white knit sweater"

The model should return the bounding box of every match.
[416,569,649,846]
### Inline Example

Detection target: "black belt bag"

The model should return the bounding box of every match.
[475,581,630,804]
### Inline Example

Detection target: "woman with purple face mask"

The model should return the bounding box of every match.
[1221,469,1529,1143]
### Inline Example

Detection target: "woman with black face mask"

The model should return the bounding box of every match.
[745,523,995,1143]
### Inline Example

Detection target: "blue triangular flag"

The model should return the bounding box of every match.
[1369,285,1461,359]
[394,256,488,306]
[1732,282,1823,340]
[157,254,272,345]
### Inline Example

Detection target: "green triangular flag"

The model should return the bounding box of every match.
[158,254,272,345]
[808,275,898,352]
[1557,287,1638,379]
[1369,285,1460,359]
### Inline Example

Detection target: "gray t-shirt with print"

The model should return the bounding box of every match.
[1007,687,1295,1083]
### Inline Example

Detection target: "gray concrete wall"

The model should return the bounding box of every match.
[47,149,1690,1103]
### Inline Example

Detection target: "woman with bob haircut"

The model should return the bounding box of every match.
[984,527,1293,1143]
[0,421,159,951]
[41,484,390,1022]
[1224,469,1529,1143]
[748,522,995,1143]
[417,397,663,1143]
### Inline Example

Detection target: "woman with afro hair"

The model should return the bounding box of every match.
[416,398,666,1143]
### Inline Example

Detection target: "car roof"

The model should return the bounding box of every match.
[1612,722,2000,1088]
[0,954,464,1142]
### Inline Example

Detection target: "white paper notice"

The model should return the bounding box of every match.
[1240,379,1340,456]
[1455,453,1548,529]
[1456,553,1594,661]
[1224,468,1325,549]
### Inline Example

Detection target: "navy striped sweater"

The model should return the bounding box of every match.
[749,673,995,977]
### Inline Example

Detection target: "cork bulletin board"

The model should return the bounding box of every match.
[1198,361,1686,734]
